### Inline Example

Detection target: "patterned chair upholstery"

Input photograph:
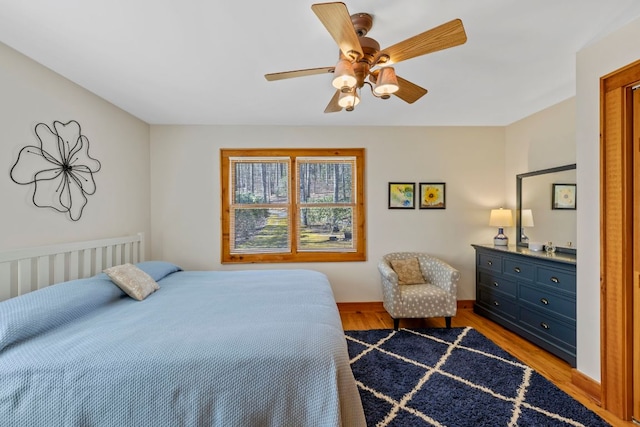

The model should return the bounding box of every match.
[378,252,460,330]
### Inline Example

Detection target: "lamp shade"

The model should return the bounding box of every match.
[332,59,357,91]
[521,209,534,227]
[489,208,513,227]
[338,90,360,110]
[373,67,399,98]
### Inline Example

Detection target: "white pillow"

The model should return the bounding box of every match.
[103,263,159,301]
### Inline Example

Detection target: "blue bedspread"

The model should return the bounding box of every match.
[0,268,365,426]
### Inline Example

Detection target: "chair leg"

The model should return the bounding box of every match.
[445,317,452,329]
[393,318,400,330]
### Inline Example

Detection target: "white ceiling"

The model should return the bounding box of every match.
[1,0,640,127]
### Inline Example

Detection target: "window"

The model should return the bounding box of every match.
[221,148,365,263]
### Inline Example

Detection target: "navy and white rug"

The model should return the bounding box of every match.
[345,327,610,427]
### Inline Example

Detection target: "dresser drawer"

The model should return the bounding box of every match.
[478,252,501,273]
[536,266,576,294]
[519,284,576,321]
[478,271,517,297]
[503,258,534,281]
[519,305,576,349]
[478,286,517,319]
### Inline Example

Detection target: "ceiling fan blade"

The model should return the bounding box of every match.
[311,2,363,60]
[394,76,428,104]
[324,90,343,113]
[265,66,335,81]
[379,19,467,65]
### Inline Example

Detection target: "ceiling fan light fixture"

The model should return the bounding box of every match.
[373,67,399,98]
[267,3,467,113]
[338,89,360,111]
[332,59,357,92]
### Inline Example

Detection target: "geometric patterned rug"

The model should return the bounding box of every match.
[345,327,610,427]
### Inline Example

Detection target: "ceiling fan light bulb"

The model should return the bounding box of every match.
[332,59,357,90]
[373,67,399,96]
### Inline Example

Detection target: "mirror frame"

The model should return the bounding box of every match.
[516,163,577,254]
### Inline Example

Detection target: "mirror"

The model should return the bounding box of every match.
[516,164,576,253]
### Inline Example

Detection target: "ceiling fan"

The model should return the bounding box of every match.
[264,2,467,113]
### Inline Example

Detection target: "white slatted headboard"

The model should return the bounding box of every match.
[0,233,145,302]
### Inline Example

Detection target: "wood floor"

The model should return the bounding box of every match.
[338,304,634,427]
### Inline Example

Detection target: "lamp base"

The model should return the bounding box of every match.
[494,227,508,246]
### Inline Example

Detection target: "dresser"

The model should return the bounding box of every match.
[472,244,577,367]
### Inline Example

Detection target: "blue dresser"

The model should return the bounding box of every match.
[472,244,577,367]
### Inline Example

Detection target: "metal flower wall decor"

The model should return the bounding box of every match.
[10,120,101,221]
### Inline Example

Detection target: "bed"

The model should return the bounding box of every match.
[0,234,365,426]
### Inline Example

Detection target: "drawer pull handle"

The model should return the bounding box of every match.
[513,267,521,273]
[540,298,549,305]
[487,260,493,266]
[493,301,500,306]
[540,322,550,330]
[550,276,559,284]
[493,281,499,287]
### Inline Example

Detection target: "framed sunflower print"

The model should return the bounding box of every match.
[552,183,576,209]
[388,182,415,209]
[419,182,446,209]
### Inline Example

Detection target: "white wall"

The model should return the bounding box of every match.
[504,98,577,245]
[0,42,151,252]
[505,98,576,197]
[150,125,505,302]
[575,16,640,381]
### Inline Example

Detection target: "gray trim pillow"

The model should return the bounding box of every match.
[104,263,159,301]
[390,258,425,285]
[135,261,182,281]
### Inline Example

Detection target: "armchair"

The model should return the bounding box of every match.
[378,252,460,330]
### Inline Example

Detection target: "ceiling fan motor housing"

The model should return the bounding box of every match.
[351,13,373,37]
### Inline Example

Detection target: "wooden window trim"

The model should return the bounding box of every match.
[220,148,366,263]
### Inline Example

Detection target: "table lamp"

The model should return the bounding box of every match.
[520,209,534,242]
[489,208,513,246]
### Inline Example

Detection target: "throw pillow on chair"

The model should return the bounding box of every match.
[390,257,424,285]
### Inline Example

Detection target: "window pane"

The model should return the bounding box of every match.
[298,161,353,204]
[232,208,290,253]
[222,148,365,263]
[233,161,288,204]
[298,207,354,251]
